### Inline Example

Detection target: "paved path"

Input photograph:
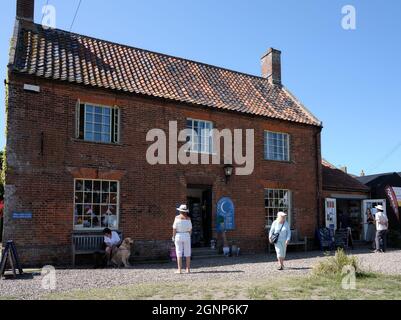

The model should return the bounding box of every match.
[1,248,400,299]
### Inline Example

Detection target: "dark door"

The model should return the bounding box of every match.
[187,196,203,247]
[202,189,213,246]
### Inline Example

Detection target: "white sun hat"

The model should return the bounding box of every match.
[177,204,189,213]
[375,205,384,211]
[277,211,287,217]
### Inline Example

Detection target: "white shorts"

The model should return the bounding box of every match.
[175,233,191,258]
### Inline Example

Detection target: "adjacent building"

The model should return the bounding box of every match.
[357,172,401,231]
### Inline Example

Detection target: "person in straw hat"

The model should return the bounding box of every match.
[374,204,388,253]
[172,204,193,273]
[269,211,291,270]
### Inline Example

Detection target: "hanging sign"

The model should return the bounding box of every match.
[385,186,400,220]
[392,187,401,207]
[216,197,235,232]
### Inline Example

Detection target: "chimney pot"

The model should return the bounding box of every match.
[17,0,34,22]
[261,47,282,86]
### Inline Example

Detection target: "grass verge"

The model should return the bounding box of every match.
[42,272,401,300]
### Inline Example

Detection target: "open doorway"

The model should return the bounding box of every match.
[187,185,212,248]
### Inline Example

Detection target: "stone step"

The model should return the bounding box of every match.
[191,247,219,256]
[191,254,224,260]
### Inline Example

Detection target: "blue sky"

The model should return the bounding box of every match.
[1,0,400,175]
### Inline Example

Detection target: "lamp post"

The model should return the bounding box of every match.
[224,164,234,184]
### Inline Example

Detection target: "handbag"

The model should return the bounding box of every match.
[270,222,285,244]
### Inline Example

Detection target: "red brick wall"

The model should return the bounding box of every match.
[4,74,322,265]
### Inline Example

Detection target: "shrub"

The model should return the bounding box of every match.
[313,248,364,277]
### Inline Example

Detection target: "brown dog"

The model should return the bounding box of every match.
[111,238,134,268]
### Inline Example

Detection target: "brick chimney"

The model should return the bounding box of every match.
[261,48,282,86]
[17,0,34,21]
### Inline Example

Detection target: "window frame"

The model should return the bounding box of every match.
[76,102,120,144]
[264,188,292,228]
[264,130,290,162]
[73,178,120,231]
[186,118,214,154]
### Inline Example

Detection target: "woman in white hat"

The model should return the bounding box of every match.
[172,204,193,273]
[269,211,291,270]
[374,205,388,253]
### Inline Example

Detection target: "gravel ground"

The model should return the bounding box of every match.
[1,248,400,300]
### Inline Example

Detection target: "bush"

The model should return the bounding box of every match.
[313,248,363,277]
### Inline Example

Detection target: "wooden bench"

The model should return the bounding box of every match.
[268,229,307,254]
[72,231,122,267]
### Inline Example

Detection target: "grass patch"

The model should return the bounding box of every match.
[246,273,401,300]
[41,272,401,300]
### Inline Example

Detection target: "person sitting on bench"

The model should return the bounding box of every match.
[103,228,121,262]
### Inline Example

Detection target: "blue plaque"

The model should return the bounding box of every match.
[13,212,32,219]
[216,197,235,231]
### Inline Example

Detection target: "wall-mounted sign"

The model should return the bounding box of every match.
[12,212,32,219]
[216,197,235,232]
[385,186,399,220]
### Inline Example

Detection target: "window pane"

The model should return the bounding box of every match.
[93,191,100,204]
[110,193,117,204]
[85,132,94,141]
[84,192,92,203]
[84,205,92,215]
[86,105,93,113]
[84,180,92,191]
[93,181,101,191]
[83,216,91,228]
[86,123,94,132]
[102,181,110,192]
[75,192,83,203]
[92,205,100,215]
[86,113,93,122]
[101,193,109,204]
[103,116,110,125]
[110,182,118,193]
[95,107,103,114]
[94,124,102,132]
[75,204,83,216]
[94,133,102,141]
[75,180,84,191]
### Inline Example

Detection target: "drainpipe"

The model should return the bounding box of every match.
[315,126,323,229]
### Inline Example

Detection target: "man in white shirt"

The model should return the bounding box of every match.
[374,205,388,253]
[103,228,121,262]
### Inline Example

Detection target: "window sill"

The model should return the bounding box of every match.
[73,228,119,233]
[72,138,123,147]
[188,151,217,156]
[263,159,292,164]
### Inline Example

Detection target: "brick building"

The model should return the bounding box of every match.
[3,0,323,266]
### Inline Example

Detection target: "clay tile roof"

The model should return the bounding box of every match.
[322,160,370,192]
[10,22,321,126]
